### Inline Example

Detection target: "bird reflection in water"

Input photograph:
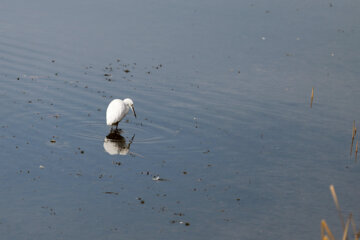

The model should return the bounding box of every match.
[103,129,135,155]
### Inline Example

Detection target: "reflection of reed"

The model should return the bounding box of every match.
[355,141,359,162]
[310,87,314,108]
[103,130,135,155]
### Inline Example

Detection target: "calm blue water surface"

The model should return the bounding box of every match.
[1,0,360,239]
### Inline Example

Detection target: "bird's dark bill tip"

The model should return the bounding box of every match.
[132,106,137,118]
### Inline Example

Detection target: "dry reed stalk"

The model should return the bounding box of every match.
[356,140,359,162]
[311,87,314,108]
[330,185,345,231]
[321,220,336,240]
[341,216,350,240]
[351,121,356,156]
[351,220,358,240]
[322,185,359,240]
[353,121,357,139]
[353,121,356,139]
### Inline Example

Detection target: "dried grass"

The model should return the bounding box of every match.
[321,185,358,240]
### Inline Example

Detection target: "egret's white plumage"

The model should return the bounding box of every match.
[106,98,136,128]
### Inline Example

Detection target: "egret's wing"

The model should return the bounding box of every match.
[106,99,126,125]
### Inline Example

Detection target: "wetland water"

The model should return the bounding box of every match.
[1,0,360,239]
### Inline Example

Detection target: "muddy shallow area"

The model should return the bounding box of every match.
[0,0,360,239]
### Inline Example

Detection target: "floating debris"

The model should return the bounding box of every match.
[194,117,198,128]
[112,161,122,166]
[310,87,314,108]
[39,165,45,169]
[152,175,167,181]
[179,221,190,226]
[104,192,119,195]
[152,175,160,181]
[137,197,145,204]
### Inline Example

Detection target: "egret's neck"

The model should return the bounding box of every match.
[125,104,130,113]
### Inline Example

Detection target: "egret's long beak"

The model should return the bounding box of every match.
[131,105,137,118]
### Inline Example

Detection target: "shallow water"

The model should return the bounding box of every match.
[1,0,360,239]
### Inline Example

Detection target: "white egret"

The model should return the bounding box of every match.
[106,98,136,129]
